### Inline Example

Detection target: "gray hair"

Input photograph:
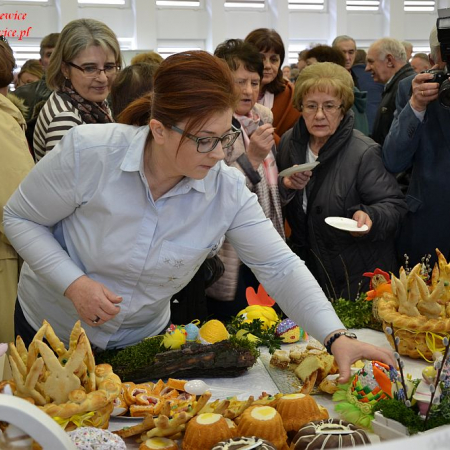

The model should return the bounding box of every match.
[332,35,356,48]
[429,26,440,63]
[372,37,407,63]
[47,18,122,91]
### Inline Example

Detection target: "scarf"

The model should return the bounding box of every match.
[234,110,279,187]
[59,79,113,124]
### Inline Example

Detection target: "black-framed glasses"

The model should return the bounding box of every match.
[64,61,120,78]
[171,124,241,153]
[301,102,343,115]
[0,36,8,45]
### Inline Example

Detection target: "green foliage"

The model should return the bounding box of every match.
[332,292,381,330]
[228,335,260,360]
[95,335,165,370]
[226,315,283,354]
[374,388,450,434]
[373,399,423,435]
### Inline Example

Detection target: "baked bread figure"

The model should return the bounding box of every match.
[377,249,450,359]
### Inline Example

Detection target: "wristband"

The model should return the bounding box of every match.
[325,331,357,355]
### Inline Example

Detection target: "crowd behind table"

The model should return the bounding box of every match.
[1,17,449,387]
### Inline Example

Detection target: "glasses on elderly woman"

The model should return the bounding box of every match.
[302,102,343,115]
[64,61,120,78]
[171,125,241,153]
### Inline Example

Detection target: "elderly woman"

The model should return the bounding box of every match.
[277,62,406,301]
[0,37,34,342]
[33,18,122,161]
[5,51,394,382]
[245,28,301,143]
[207,38,283,319]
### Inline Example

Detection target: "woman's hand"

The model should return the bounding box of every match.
[330,336,396,384]
[247,123,275,169]
[282,170,312,190]
[350,210,372,236]
[64,275,122,326]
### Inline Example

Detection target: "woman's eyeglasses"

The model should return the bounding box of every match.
[302,103,343,115]
[171,125,241,153]
[64,61,120,78]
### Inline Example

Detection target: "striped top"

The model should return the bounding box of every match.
[33,91,83,162]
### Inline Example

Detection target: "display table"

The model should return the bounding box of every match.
[110,328,422,449]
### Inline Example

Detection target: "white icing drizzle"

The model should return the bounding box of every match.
[293,419,369,450]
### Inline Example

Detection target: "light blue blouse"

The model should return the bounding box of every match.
[4,123,344,349]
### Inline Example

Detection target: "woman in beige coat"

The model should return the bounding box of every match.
[0,38,34,342]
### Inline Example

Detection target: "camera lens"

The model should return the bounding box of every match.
[439,79,450,108]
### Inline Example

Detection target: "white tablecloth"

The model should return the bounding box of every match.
[111,328,427,449]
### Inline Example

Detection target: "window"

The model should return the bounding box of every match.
[11,45,40,83]
[346,0,380,11]
[224,0,265,8]
[156,0,200,7]
[288,0,325,11]
[404,1,435,12]
[156,45,203,59]
[78,0,126,4]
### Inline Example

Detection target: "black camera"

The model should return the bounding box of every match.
[423,69,450,108]
[425,11,450,107]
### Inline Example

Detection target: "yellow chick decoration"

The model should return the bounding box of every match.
[162,325,187,349]
[236,305,279,330]
[198,320,229,345]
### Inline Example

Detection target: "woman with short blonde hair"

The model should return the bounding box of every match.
[277,62,406,301]
[294,62,354,113]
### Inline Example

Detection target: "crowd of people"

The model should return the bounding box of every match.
[1,19,448,382]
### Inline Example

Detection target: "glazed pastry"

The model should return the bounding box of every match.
[68,427,126,449]
[211,436,276,449]
[291,419,370,449]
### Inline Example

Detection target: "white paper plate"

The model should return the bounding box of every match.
[324,217,369,232]
[279,161,320,178]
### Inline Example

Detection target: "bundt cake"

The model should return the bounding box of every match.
[291,419,370,449]
[275,393,328,432]
[211,436,276,449]
[236,406,288,450]
[182,413,234,450]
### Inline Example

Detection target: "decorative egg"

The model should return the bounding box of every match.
[198,320,229,345]
[236,305,279,330]
[350,360,394,406]
[185,323,199,341]
[162,325,187,350]
[184,379,209,395]
[275,319,307,343]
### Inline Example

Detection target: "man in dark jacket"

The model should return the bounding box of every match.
[366,37,415,145]
[382,26,450,267]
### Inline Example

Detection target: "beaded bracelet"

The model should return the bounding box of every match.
[325,331,357,354]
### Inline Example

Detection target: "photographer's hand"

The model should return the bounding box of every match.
[410,71,440,112]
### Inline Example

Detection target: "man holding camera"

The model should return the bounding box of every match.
[383,24,450,267]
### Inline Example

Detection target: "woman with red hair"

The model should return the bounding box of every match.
[5,51,394,383]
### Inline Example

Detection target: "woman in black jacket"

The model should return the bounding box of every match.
[277,62,406,301]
